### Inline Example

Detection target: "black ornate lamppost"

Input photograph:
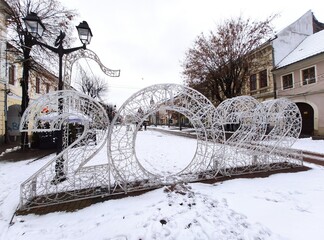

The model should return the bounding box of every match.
[23,12,93,92]
[22,12,93,182]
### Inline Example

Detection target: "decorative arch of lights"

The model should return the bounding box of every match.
[18,84,303,210]
[63,48,120,87]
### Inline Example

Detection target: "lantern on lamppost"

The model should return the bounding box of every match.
[23,12,92,91]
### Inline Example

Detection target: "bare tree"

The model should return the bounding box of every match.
[76,66,108,100]
[3,0,78,147]
[182,15,276,104]
[100,103,116,121]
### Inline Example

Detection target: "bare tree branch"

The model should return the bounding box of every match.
[76,65,108,100]
[2,0,78,147]
[182,15,277,104]
[4,0,78,74]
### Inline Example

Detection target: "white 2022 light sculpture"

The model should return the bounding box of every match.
[19,84,303,210]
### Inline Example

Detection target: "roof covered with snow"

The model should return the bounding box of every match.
[276,29,324,69]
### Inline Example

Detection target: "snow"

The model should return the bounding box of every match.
[135,130,197,175]
[276,29,324,68]
[291,137,324,155]
[0,146,21,157]
[1,129,324,240]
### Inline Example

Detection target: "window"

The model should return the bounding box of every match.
[282,73,293,89]
[302,66,315,85]
[259,70,267,88]
[249,74,257,91]
[36,77,40,93]
[9,65,15,85]
[46,83,50,93]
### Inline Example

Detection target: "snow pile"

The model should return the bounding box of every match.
[0,146,21,157]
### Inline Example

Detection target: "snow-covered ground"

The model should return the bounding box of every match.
[1,129,324,240]
[291,137,324,154]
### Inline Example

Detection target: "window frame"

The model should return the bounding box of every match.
[259,69,268,88]
[249,74,257,91]
[36,77,40,94]
[301,65,316,86]
[46,83,50,93]
[281,73,294,90]
[8,65,15,85]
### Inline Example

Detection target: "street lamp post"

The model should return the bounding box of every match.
[23,12,93,92]
[23,12,93,183]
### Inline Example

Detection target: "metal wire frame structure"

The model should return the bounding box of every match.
[215,96,303,176]
[19,90,109,209]
[257,98,303,169]
[215,96,268,175]
[63,49,120,87]
[18,84,303,210]
[108,84,224,193]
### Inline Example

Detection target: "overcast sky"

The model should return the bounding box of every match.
[62,0,324,107]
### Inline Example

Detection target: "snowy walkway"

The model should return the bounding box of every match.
[1,130,324,239]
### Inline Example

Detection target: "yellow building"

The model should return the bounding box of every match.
[1,42,59,144]
[0,0,10,144]
[245,41,275,102]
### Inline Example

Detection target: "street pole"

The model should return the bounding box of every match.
[35,32,88,182]
[23,12,93,183]
[4,84,9,143]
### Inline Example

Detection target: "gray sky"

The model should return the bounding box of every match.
[62,0,324,107]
